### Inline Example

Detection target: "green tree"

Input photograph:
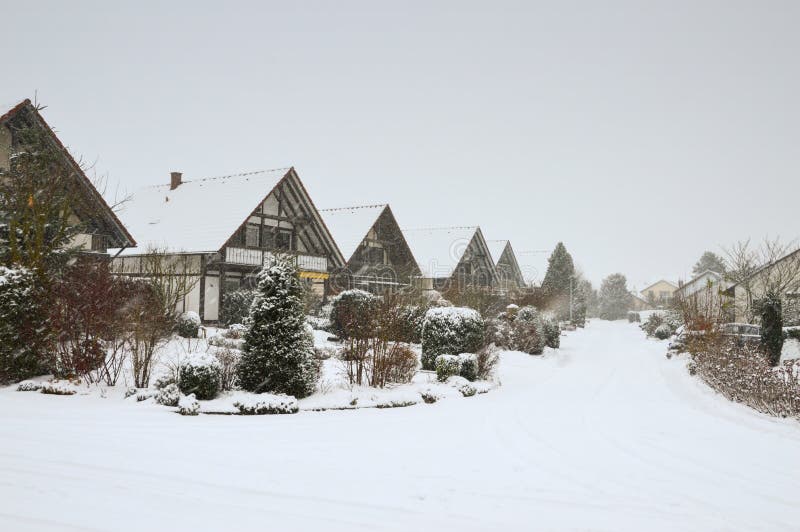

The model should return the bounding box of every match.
[540,242,575,321]
[236,259,320,397]
[598,273,631,320]
[692,251,727,276]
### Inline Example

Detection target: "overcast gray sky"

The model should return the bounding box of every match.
[2,0,798,289]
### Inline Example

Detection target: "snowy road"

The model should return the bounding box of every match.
[2,320,800,531]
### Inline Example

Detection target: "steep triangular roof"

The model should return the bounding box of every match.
[318,204,388,261]
[114,167,344,267]
[0,99,136,248]
[486,239,526,288]
[402,226,495,280]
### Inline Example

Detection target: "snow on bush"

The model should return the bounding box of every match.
[40,380,79,396]
[226,323,248,339]
[457,353,478,381]
[0,266,46,384]
[16,380,42,392]
[511,306,546,355]
[542,316,561,349]
[179,352,221,400]
[654,323,674,340]
[176,311,201,338]
[329,289,379,340]
[220,289,258,327]
[446,375,477,397]
[476,344,500,380]
[435,354,460,382]
[236,260,320,398]
[233,394,299,415]
[156,383,181,407]
[178,394,200,416]
[421,307,485,370]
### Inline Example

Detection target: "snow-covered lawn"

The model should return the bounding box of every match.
[2,321,800,531]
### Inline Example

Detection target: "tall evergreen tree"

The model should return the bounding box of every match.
[540,242,575,321]
[236,260,320,397]
[692,251,727,276]
[598,273,631,320]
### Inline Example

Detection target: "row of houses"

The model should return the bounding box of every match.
[639,256,800,327]
[1,100,539,323]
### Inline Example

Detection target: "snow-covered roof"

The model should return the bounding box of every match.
[318,204,387,262]
[485,240,509,265]
[402,226,479,278]
[114,168,291,254]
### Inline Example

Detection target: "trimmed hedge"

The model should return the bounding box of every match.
[421,307,485,370]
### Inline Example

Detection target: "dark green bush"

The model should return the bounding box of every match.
[179,353,221,400]
[421,307,485,370]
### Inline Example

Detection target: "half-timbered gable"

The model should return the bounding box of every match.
[319,204,420,293]
[112,167,343,323]
[402,226,497,291]
[0,99,135,253]
[487,240,526,292]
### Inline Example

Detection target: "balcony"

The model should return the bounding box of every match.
[224,247,328,273]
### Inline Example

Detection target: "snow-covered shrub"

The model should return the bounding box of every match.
[642,313,664,336]
[457,353,478,381]
[16,380,42,392]
[178,394,200,416]
[208,334,242,350]
[179,352,221,400]
[447,375,477,397]
[211,346,241,392]
[176,311,201,338]
[313,346,339,360]
[221,289,258,327]
[654,323,674,340]
[435,354,461,382]
[40,380,79,396]
[476,344,500,379]
[542,316,561,349]
[511,306,546,355]
[236,260,320,398]
[627,311,641,323]
[421,307,485,370]
[0,266,47,384]
[156,383,180,406]
[306,314,331,332]
[420,389,441,404]
[234,394,299,415]
[226,323,248,339]
[329,289,379,340]
[394,305,428,343]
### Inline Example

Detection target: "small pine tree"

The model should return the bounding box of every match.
[598,273,631,320]
[759,295,783,367]
[236,260,319,397]
[540,242,575,321]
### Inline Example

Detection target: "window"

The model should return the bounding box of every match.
[91,234,108,252]
[262,226,292,251]
[245,225,259,247]
[365,246,385,265]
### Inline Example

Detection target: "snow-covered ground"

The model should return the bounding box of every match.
[2,321,800,531]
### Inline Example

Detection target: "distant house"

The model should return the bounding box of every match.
[318,204,420,294]
[629,293,650,312]
[641,280,678,306]
[724,249,800,326]
[486,240,526,292]
[402,226,497,292]
[675,270,729,304]
[111,168,344,323]
[0,99,135,254]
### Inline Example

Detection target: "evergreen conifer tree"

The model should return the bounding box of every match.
[236,259,319,397]
[598,273,631,320]
[540,242,575,321]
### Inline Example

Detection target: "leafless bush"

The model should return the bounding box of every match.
[212,346,241,391]
[476,344,500,380]
[686,333,800,418]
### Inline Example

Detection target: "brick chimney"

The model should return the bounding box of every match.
[170,171,182,190]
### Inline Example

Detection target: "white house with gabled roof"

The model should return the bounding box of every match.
[111,167,344,323]
[486,239,526,292]
[319,204,420,294]
[402,226,497,292]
